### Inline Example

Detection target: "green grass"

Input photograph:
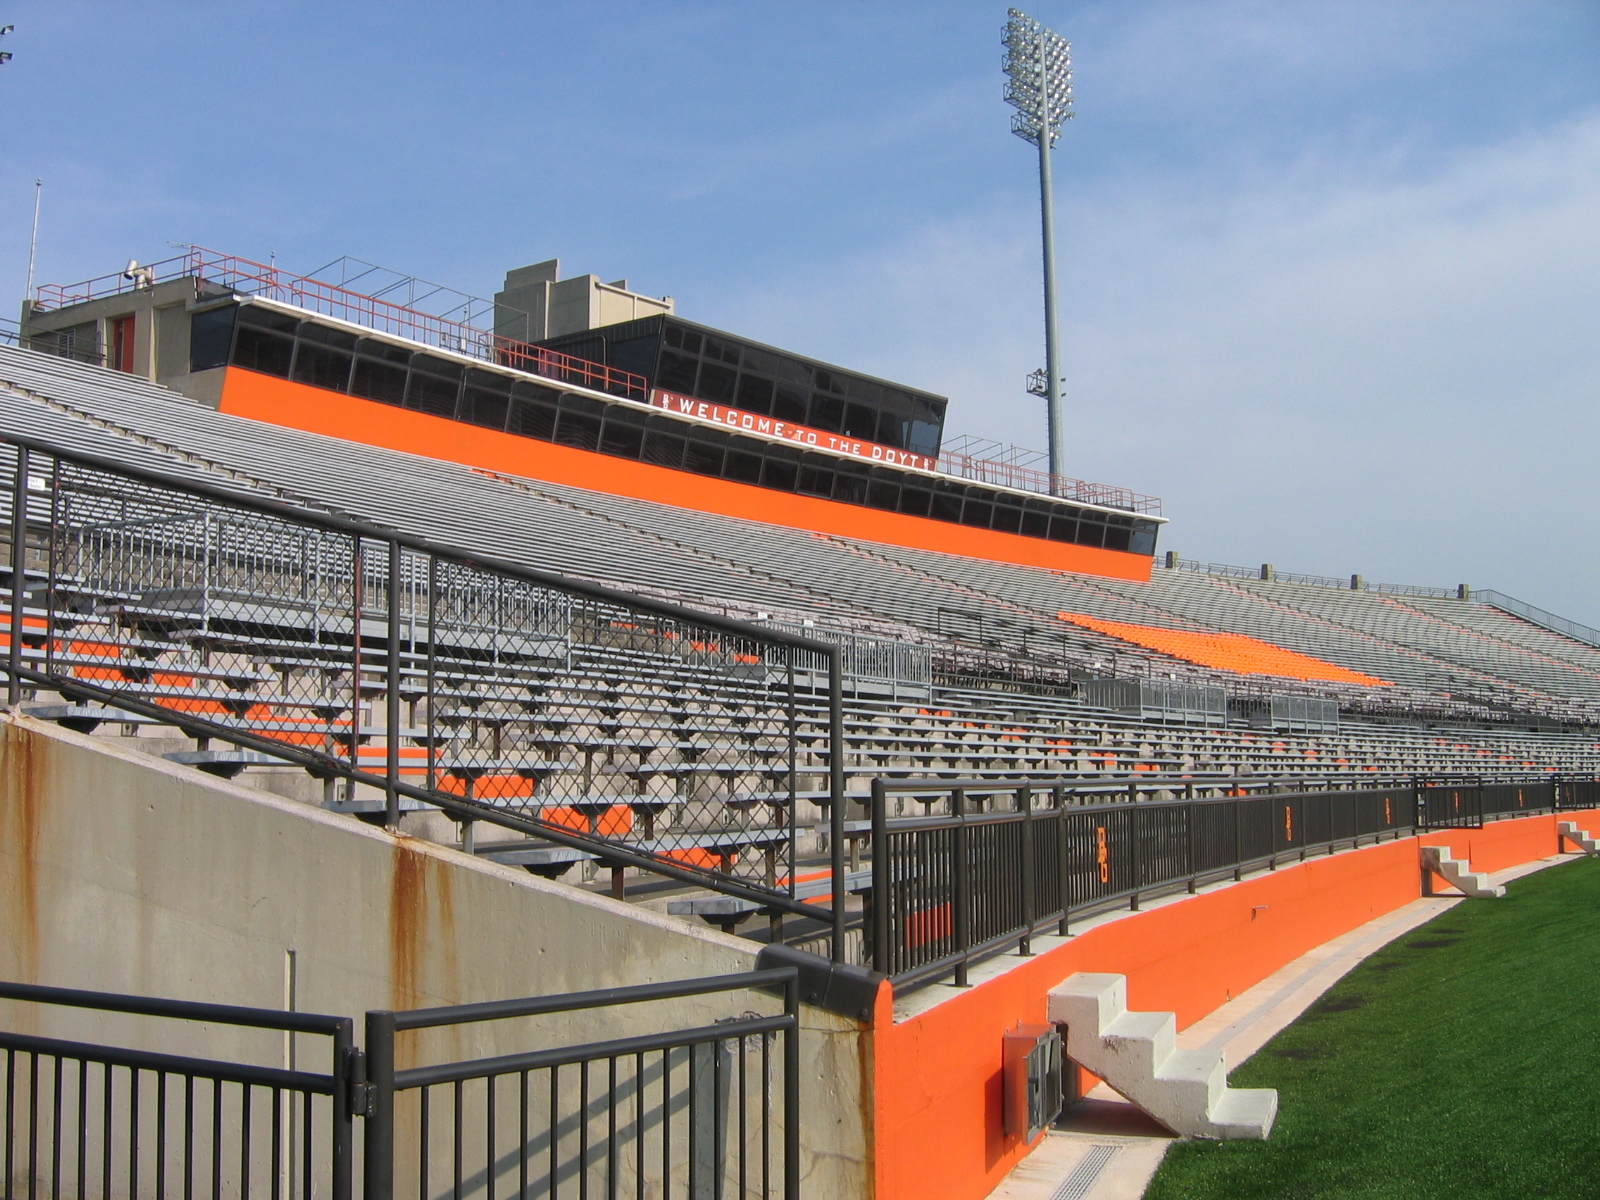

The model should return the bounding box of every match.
[1145,855,1600,1200]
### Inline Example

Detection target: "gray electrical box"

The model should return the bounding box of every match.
[1003,1023,1064,1141]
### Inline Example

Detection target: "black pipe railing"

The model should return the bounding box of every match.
[0,435,848,956]
[867,773,1591,990]
[2,971,802,1200]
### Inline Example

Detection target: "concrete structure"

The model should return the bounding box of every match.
[1421,845,1506,898]
[1045,973,1277,1140]
[493,259,673,343]
[0,712,872,1197]
[1558,820,1599,855]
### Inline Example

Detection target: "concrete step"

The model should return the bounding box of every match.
[1558,821,1600,856]
[1421,845,1505,898]
[1046,972,1276,1140]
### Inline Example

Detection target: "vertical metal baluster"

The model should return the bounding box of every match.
[50,1056,63,1200]
[211,1080,222,1200]
[386,541,403,829]
[486,1075,497,1200]
[953,788,970,987]
[607,1059,617,1200]
[1019,786,1034,955]
[8,445,30,704]
[519,1072,529,1200]
[271,1086,282,1200]
[241,1085,252,1200]
[301,1088,313,1200]
[27,1050,39,1200]
[659,1055,669,1200]
[427,556,438,792]
[156,1073,168,1200]
[102,1063,113,1200]
[579,1063,589,1200]
[549,1068,559,1200]
[349,539,363,788]
[184,1076,194,1200]
[760,1036,770,1200]
[77,1059,88,1200]
[634,1054,644,1200]
[453,1080,463,1200]
[737,1037,747,1200]
[419,1089,430,1200]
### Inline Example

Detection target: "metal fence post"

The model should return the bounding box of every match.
[1055,786,1071,936]
[783,970,801,1200]
[363,1010,395,1200]
[870,777,889,974]
[1018,786,1034,955]
[386,541,403,829]
[8,446,28,705]
[827,649,847,963]
[331,1018,356,1200]
[953,787,970,987]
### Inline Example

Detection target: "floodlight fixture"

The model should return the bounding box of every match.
[1003,8,1073,485]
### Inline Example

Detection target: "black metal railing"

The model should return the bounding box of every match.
[3,971,802,1200]
[0,981,357,1200]
[364,970,800,1200]
[0,436,850,957]
[865,773,1582,990]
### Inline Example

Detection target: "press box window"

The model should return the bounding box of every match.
[189,306,238,372]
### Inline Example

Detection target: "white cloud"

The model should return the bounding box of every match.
[707,109,1600,620]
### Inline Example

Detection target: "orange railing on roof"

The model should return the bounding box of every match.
[33,248,649,401]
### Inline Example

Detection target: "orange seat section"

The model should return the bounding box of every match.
[1057,612,1389,686]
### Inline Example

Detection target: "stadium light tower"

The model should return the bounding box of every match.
[1003,8,1073,486]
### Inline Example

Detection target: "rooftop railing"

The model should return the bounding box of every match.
[936,434,1162,514]
[32,247,650,401]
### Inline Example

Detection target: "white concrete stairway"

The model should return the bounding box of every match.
[1558,822,1600,856]
[1420,845,1505,898]
[1046,973,1277,1140]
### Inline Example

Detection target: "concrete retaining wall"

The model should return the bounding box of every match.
[0,713,871,1196]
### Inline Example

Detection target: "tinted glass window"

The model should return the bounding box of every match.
[292,342,353,391]
[698,361,737,404]
[723,450,763,484]
[1021,510,1050,539]
[960,501,992,528]
[351,358,407,405]
[609,333,660,378]
[866,480,899,511]
[658,351,699,393]
[876,411,906,449]
[462,387,510,430]
[833,473,867,505]
[898,488,932,518]
[797,464,833,497]
[991,505,1023,535]
[406,369,460,418]
[1047,515,1078,543]
[684,438,724,476]
[508,395,557,440]
[237,306,298,334]
[555,410,601,451]
[762,458,799,491]
[1103,522,1133,552]
[773,385,808,423]
[358,337,414,365]
[736,375,775,414]
[930,492,962,522]
[641,429,685,469]
[297,323,357,350]
[233,326,293,377]
[1076,521,1106,548]
[809,395,844,432]
[600,421,644,459]
[843,403,876,440]
[1130,523,1158,556]
[189,307,237,372]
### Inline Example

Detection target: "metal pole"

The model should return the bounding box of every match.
[385,541,402,829]
[23,180,41,310]
[1036,31,1067,484]
[8,447,28,705]
[827,650,847,962]
[1019,786,1035,955]
[782,972,801,1200]
[870,778,888,974]
[953,787,970,987]
[362,1011,395,1200]
[329,1020,355,1200]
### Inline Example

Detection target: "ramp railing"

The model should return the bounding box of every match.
[0,436,851,959]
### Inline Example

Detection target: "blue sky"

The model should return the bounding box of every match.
[2,2,1598,619]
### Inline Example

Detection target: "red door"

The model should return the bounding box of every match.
[111,315,135,372]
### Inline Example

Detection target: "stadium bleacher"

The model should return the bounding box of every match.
[2,343,1599,931]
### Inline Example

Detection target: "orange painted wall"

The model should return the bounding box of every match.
[217,369,1155,582]
[872,811,1600,1200]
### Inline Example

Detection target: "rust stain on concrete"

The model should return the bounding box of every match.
[389,836,429,1014]
[0,721,43,985]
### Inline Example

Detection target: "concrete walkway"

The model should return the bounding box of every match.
[984,852,1577,1200]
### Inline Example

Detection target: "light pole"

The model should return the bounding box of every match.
[1003,8,1074,487]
